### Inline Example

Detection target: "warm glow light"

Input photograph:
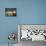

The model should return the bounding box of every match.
[13,11,16,13]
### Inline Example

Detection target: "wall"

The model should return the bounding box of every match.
[0,0,46,44]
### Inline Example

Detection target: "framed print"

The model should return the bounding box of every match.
[5,8,17,17]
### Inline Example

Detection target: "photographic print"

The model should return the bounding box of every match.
[5,8,17,16]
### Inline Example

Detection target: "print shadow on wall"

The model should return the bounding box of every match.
[5,8,17,17]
